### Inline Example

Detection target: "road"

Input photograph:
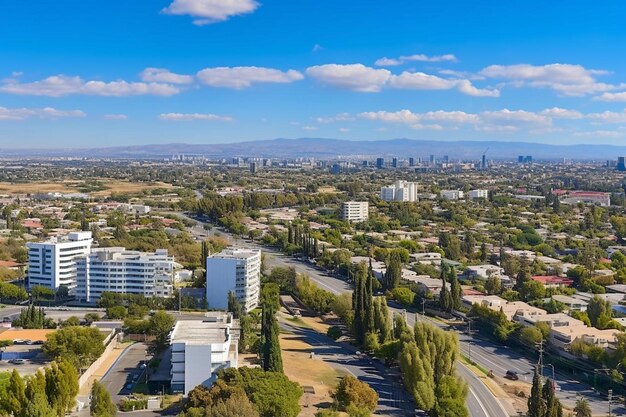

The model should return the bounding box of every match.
[175,212,508,417]
[100,342,148,403]
[280,319,414,416]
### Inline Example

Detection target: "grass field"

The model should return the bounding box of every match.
[0,179,175,197]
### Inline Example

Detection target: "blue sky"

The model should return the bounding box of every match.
[3,0,626,147]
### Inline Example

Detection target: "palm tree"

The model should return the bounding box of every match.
[573,398,592,417]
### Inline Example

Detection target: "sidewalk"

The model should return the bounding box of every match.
[79,341,134,395]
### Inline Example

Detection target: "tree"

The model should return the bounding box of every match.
[260,283,280,312]
[573,398,592,417]
[228,291,244,319]
[206,392,260,417]
[148,310,175,355]
[527,368,545,417]
[372,296,392,344]
[4,369,26,417]
[448,267,461,311]
[587,295,613,329]
[43,327,105,370]
[261,305,283,373]
[438,264,453,313]
[218,367,303,417]
[520,280,546,301]
[333,376,378,413]
[542,378,562,417]
[485,276,502,295]
[384,251,402,291]
[90,381,116,417]
[518,326,543,347]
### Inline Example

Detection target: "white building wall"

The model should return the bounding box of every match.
[206,249,261,312]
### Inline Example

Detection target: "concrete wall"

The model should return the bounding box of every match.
[78,330,117,389]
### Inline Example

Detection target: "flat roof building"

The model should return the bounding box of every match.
[170,312,239,396]
[340,201,369,222]
[26,231,93,293]
[206,248,261,312]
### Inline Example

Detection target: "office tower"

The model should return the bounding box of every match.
[429,155,435,165]
[392,157,398,168]
[518,155,524,163]
[206,248,261,312]
[481,154,487,169]
[362,160,369,167]
[26,231,93,293]
[618,156,626,172]
[250,162,258,173]
[409,157,415,167]
[376,158,384,168]
[443,155,449,163]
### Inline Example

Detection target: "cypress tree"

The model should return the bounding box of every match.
[438,264,452,313]
[449,267,462,311]
[528,368,545,417]
[5,369,26,417]
[287,224,293,244]
[261,304,283,373]
[542,378,562,417]
[363,263,375,335]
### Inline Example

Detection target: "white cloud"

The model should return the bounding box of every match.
[481,109,551,125]
[104,114,128,120]
[140,68,193,84]
[1,75,180,97]
[374,57,402,67]
[159,112,233,121]
[400,53,457,63]
[596,92,626,102]
[197,66,303,89]
[312,44,324,53]
[339,127,350,132]
[162,0,259,25]
[316,113,355,124]
[359,109,421,124]
[306,64,390,93]
[307,64,496,97]
[375,53,457,67]
[388,72,499,96]
[410,123,444,130]
[0,106,85,121]
[302,126,317,131]
[587,110,626,124]
[574,130,623,138]
[421,110,480,124]
[539,107,583,119]
[480,63,616,96]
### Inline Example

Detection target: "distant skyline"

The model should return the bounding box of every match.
[3,1,626,147]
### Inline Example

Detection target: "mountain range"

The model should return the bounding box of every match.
[1,138,625,160]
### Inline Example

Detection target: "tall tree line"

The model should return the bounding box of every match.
[352,262,392,347]
[287,223,319,258]
[0,359,79,417]
[528,368,563,417]
[261,303,283,373]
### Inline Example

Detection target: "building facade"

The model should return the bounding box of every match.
[440,190,464,200]
[170,312,239,395]
[379,180,418,202]
[206,248,261,312]
[469,189,489,199]
[340,201,369,222]
[26,231,93,293]
[75,247,177,302]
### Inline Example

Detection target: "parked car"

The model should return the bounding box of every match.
[505,370,519,380]
[9,359,25,365]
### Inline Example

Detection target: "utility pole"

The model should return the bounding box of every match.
[536,340,544,378]
[608,389,613,417]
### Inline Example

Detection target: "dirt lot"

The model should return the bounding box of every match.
[0,179,175,197]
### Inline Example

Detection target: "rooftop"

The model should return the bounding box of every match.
[170,312,238,345]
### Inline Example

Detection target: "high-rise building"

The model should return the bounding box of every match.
[26,231,93,293]
[340,201,369,222]
[518,155,525,163]
[250,162,258,173]
[443,155,449,163]
[75,248,177,302]
[526,155,533,163]
[409,157,415,167]
[392,157,398,168]
[429,155,435,165]
[481,154,487,169]
[362,160,369,167]
[380,180,418,202]
[617,156,626,172]
[170,312,239,396]
[469,189,489,199]
[206,248,261,312]
[376,157,384,169]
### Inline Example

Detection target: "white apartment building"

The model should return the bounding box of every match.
[75,247,178,302]
[26,231,93,293]
[468,189,489,199]
[440,190,464,200]
[340,201,369,222]
[206,248,261,312]
[380,180,418,202]
[170,312,239,395]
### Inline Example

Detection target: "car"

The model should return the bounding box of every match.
[9,359,25,365]
[505,370,519,380]
[13,339,24,345]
